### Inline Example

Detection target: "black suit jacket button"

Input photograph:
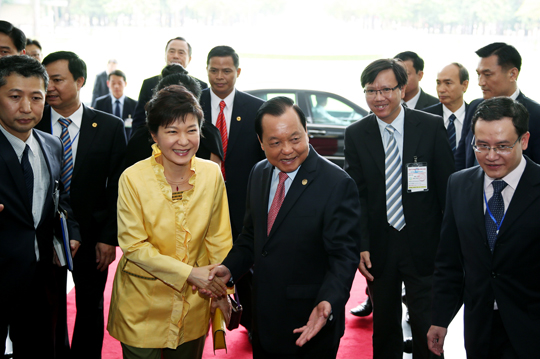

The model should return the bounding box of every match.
[491,272,497,278]
[262,251,268,257]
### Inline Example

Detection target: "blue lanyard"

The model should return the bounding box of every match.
[484,190,506,234]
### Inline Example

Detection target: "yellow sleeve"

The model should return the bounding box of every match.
[117,170,193,292]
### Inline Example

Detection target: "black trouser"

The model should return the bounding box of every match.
[487,310,518,359]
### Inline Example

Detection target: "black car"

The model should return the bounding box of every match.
[246,89,367,167]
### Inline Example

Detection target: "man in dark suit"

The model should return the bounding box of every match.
[455,42,540,170]
[131,37,208,134]
[0,55,81,358]
[91,59,117,107]
[424,62,469,159]
[37,51,126,359]
[428,97,540,359]
[344,58,455,359]
[394,51,439,110]
[207,96,361,358]
[199,45,265,336]
[94,70,138,138]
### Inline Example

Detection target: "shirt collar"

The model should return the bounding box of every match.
[210,88,236,110]
[51,103,84,129]
[272,164,301,183]
[510,87,520,101]
[0,124,37,158]
[484,155,526,192]
[442,101,466,122]
[111,94,125,106]
[404,88,422,109]
[376,104,405,135]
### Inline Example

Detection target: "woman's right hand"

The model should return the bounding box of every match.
[187,265,227,297]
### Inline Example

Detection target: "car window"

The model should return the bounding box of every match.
[309,94,362,126]
[251,92,297,103]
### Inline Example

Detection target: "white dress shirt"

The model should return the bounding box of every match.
[443,102,466,145]
[405,88,422,109]
[50,104,84,164]
[376,105,405,159]
[267,163,303,212]
[0,125,49,261]
[210,89,236,137]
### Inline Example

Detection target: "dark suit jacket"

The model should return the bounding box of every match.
[94,94,138,139]
[0,128,80,293]
[199,88,265,238]
[131,74,208,134]
[36,105,126,250]
[432,157,540,358]
[455,92,540,170]
[222,147,361,355]
[91,71,108,107]
[344,107,455,277]
[415,88,439,110]
[423,102,469,117]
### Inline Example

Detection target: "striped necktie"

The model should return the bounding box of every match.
[385,125,405,230]
[216,100,228,179]
[58,118,74,194]
[447,114,457,154]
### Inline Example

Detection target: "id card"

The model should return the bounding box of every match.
[407,161,428,193]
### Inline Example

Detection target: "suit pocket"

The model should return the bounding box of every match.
[122,259,156,280]
[286,284,320,299]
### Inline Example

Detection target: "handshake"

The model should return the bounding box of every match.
[187,264,231,298]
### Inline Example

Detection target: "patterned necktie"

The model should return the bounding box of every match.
[114,99,121,118]
[485,180,508,251]
[58,117,74,194]
[216,100,228,179]
[21,144,34,208]
[447,114,457,154]
[385,125,405,230]
[267,172,288,235]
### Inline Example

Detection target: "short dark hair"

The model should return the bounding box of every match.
[165,37,192,57]
[254,96,306,139]
[394,51,424,72]
[0,55,49,89]
[108,69,126,82]
[476,43,521,72]
[472,97,529,137]
[161,63,188,78]
[361,58,408,89]
[25,38,42,50]
[42,51,87,86]
[146,85,203,134]
[207,46,239,69]
[451,62,469,83]
[0,21,26,53]
[155,73,202,100]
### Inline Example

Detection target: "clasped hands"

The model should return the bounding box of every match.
[188,264,231,298]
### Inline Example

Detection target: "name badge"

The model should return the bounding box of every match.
[407,157,428,193]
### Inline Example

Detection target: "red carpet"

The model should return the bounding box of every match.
[67,248,373,358]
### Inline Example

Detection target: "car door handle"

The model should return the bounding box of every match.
[308,130,327,135]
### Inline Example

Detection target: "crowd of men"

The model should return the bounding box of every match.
[1,18,539,359]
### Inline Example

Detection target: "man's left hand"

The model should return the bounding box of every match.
[70,240,80,258]
[293,301,332,347]
[96,242,116,271]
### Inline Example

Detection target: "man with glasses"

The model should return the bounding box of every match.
[428,97,539,358]
[455,42,540,170]
[344,58,454,359]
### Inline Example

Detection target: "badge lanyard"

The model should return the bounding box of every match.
[484,191,506,234]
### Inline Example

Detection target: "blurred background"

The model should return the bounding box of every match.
[2,0,540,108]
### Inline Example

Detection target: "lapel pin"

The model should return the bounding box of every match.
[92,122,98,128]
[237,116,241,121]
[302,179,308,185]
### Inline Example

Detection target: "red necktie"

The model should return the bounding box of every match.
[267,172,288,235]
[216,100,228,179]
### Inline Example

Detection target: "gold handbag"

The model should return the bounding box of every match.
[212,308,227,353]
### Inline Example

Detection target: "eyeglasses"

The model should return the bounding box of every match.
[364,85,400,97]
[471,136,522,155]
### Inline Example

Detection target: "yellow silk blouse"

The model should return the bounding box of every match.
[107,145,232,349]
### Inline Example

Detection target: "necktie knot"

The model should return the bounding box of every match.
[278,171,288,184]
[385,125,396,136]
[219,100,226,111]
[58,117,72,128]
[115,99,120,104]
[492,180,508,194]
[448,114,456,123]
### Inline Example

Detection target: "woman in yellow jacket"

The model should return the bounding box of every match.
[108,85,232,359]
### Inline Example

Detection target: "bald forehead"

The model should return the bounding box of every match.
[437,64,460,81]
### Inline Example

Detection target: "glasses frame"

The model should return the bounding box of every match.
[364,85,400,98]
[471,135,522,155]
